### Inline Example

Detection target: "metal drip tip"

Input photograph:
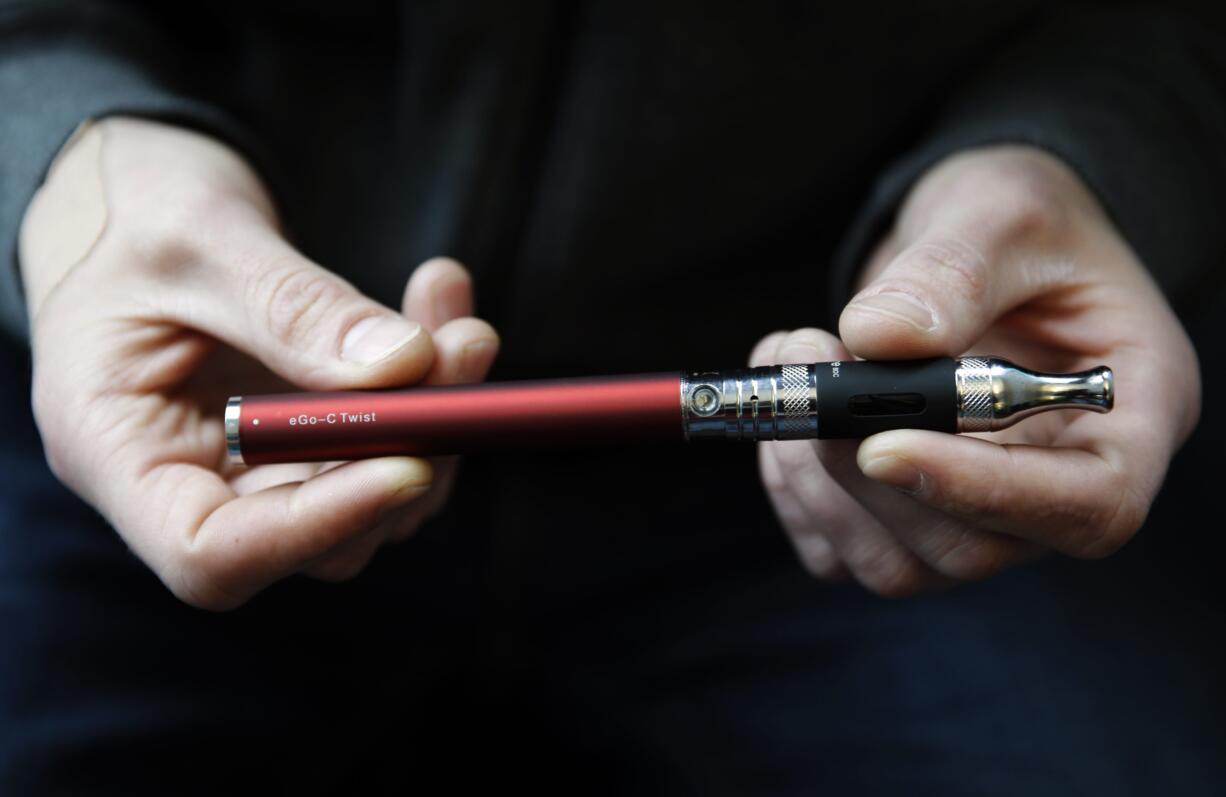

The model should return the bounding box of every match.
[955,357,1113,432]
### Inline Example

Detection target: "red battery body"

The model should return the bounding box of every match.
[233,372,683,464]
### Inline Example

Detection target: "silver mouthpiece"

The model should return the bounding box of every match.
[954,357,1113,432]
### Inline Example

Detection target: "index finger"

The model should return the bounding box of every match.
[856,429,1147,558]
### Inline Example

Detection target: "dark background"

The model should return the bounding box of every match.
[1,2,1224,794]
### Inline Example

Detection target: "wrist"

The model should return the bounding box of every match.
[18,116,277,326]
[18,119,109,322]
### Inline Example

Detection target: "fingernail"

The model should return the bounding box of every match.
[778,341,824,365]
[377,483,431,520]
[860,455,927,495]
[459,338,498,381]
[850,291,935,331]
[341,316,421,365]
[379,457,434,499]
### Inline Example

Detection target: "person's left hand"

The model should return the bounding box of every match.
[753,145,1201,596]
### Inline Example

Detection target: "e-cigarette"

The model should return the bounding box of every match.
[225,357,1112,465]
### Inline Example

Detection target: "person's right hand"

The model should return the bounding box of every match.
[19,117,499,610]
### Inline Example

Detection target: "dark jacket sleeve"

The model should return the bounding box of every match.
[830,5,1226,319]
[0,1,260,343]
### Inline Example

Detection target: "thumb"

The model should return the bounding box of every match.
[203,235,434,390]
[838,206,1056,361]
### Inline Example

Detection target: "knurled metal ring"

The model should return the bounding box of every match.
[956,357,994,432]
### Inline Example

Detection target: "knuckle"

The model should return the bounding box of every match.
[926,524,1013,581]
[170,558,246,612]
[800,555,839,581]
[864,566,924,598]
[137,236,205,287]
[984,158,1068,233]
[796,538,841,581]
[172,531,252,612]
[253,262,351,347]
[799,546,838,576]
[1077,483,1151,559]
[121,187,277,289]
[977,152,1080,240]
[855,544,924,598]
[943,464,1011,520]
[139,173,241,239]
[123,189,216,270]
[900,238,988,306]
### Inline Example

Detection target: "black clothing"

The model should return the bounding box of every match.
[3,3,1225,346]
[2,2,1225,794]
